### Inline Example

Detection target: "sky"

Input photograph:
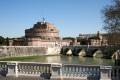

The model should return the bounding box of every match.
[0,0,112,38]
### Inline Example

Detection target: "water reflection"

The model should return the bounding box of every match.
[46,56,61,63]
[28,55,114,66]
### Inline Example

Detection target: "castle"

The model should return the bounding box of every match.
[10,19,70,47]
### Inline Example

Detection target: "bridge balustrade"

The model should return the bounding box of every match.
[0,62,7,75]
[0,61,120,80]
[111,66,120,80]
[17,62,51,76]
[0,62,7,70]
[62,64,100,79]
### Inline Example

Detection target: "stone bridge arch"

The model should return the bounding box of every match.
[76,48,86,57]
[66,49,72,56]
[61,46,120,58]
[93,49,103,58]
[61,47,73,56]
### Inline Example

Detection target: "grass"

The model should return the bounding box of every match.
[0,56,42,61]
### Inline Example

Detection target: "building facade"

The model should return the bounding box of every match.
[77,31,108,46]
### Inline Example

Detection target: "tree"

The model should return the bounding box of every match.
[0,36,5,45]
[102,0,120,45]
[6,37,9,46]
[103,0,120,33]
[0,36,10,46]
[63,37,75,41]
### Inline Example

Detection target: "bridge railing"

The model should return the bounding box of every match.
[111,66,120,80]
[18,62,51,76]
[62,64,100,79]
[0,61,119,80]
[5,61,52,77]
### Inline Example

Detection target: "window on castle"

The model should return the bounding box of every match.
[50,29,54,31]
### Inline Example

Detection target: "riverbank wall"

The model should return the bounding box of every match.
[0,46,61,58]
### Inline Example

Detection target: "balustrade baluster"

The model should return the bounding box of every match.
[40,66,42,73]
[0,64,1,69]
[0,62,107,79]
[79,67,82,77]
[40,65,42,73]
[78,67,80,77]
[35,65,38,74]
[23,65,26,74]
[25,65,28,74]
[28,65,31,74]
[77,66,79,77]
[39,65,41,73]
[17,64,19,72]
[21,65,23,73]
[62,67,65,77]
[47,66,49,73]
[43,65,45,73]
[69,67,72,77]
[33,65,35,74]
[22,65,24,74]
[31,65,34,74]
[68,67,70,78]
[24,65,27,74]
[116,69,119,79]
[36,66,39,74]
[28,65,30,74]
[18,65,20,73]
[20,65,22,74]
[37,65,40,74]
[74,66,77,77]
[75,66,77,77]
[69,66,73,77]
[66,67,68,77]
[72,66,76,77]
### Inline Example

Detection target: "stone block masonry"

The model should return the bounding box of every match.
[0,46,61,58]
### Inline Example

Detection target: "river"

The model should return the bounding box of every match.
[28,55,114,66]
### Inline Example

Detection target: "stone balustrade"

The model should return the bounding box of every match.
[0,61,119,80]
[111,66,120,80]
[62,64,100,80]
[17,62,51,76]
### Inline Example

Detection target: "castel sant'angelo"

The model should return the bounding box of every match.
[11,18,70,47]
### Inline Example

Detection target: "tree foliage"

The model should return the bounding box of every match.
[0,36,10,46]
[0,36,5,45]
[102,0,120,45]
[103,0,120,33]
[63,37,75,41]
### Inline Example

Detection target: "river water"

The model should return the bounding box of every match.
[28,55,114,66]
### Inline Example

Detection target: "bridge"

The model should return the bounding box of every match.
[61,45,120,58]
[0,61,120,80]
